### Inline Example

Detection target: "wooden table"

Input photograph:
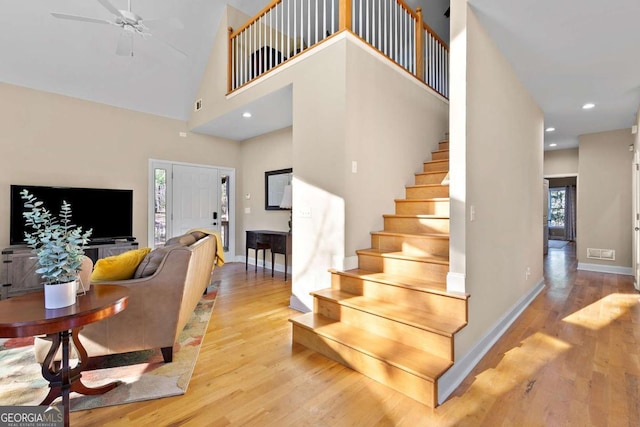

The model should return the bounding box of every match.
[0,285,129,427]
[245,230,292,280]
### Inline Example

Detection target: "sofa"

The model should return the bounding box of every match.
[35,230,221,363]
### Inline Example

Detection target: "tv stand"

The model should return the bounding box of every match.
[1,240,138,300]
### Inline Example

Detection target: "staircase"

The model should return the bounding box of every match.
[289,139,469,408]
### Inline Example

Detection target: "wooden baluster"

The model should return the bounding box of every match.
[415,7,424,81]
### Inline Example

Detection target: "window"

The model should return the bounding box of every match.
[549,188,566,227]
[154,168,168,246]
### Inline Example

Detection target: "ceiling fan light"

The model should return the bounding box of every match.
[582,103,595,110]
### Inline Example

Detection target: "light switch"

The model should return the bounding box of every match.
[244,207,251,214]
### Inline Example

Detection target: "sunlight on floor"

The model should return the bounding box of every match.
[562,293,640,330]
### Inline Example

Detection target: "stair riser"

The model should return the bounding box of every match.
[439,141,449,150]
[357,254,448,282]
[423,160,449,173]
[371,234,449,258]
[292,325,438,407]
[431,151,449,161]
[415,172,448,185]
[406,186,449,199]
[331,274,466,322]
[383,217,449,234]
[395,200,450,216]
[315,298,454,360]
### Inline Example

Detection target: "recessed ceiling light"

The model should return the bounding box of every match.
[549,143,557,147]
[582,103,595,110]
[545,127,555,132]
[242,112,252,118]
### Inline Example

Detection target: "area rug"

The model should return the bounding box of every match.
[0,280,219,411]
[548,240,569,249]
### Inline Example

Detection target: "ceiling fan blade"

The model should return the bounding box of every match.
[51,12,112,25]
[151,34,188,57]
[97,0,124,18]
[116,30,134,57]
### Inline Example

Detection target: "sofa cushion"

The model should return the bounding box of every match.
[165,233,197,247]
[133,245,177,279]
[91,247,151,282]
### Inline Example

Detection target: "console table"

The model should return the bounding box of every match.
[245,230,292,280]
[0,284,129,427]
[1,241,138,300]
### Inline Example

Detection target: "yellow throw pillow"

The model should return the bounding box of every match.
[91,247,151,282]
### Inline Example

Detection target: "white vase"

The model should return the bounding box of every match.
[44,280,77,309]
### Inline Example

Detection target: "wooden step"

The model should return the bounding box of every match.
[312,289,465,359]
[439,141,449,150]
[356,249,449,282]
[395,198,450,215]
[330,269,468,320]
[371,231,449,257]
[383,214,449,234]
[423,159,449,173]
[406,184,449,199]
[431,149,449,161]
[290,313,452,407]
[414,171,448,186]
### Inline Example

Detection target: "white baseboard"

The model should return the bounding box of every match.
[577,262,633,276]
[437,278,545,405]
[446,272,466,293]
[242,256,289,274]
[289,294,311,312]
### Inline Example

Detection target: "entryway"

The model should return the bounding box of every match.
[546,176,577,246]
[148,160,235,258]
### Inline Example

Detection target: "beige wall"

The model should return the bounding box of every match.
[0,83,240,248]
[577,128,633,269]
[238,127,293,267]
[544,148,579,176]
[449,0,544,363]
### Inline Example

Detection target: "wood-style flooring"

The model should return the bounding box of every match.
[73,244,640,426]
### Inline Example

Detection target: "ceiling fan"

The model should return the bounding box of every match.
[51,0,186,58]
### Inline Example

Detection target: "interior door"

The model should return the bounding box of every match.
[172,164,220,237]
[633,150,640,291]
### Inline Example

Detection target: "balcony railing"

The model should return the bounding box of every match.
[228,0,449,98]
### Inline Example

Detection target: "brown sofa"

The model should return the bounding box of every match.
[35,231,219,363]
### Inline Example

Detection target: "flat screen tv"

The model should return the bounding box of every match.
[10,185,134,245]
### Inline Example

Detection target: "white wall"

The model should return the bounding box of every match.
[0,83,240,248]
[544,148,579,176]
[443,0,544,402]
[577,128,633,272]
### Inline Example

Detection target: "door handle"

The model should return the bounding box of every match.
[635,227,639,231]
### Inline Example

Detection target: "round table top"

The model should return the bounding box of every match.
[0,284,129,337]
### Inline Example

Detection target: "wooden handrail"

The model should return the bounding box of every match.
[227,27,233,94]
[423,20,449,51]
[230,0,283,39]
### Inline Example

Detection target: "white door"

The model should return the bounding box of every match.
[172,164,220,236]
[149,161,236,257]
[633,150,640,291]
[543,179,549,255]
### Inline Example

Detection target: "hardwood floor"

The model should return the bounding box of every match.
[73,247,639,426]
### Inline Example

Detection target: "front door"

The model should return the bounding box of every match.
[633,150,640,291]
[172,164,220,236]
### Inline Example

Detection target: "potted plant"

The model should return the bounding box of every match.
[21,189,92,309]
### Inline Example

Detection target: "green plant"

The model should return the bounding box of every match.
[21,190,92,284]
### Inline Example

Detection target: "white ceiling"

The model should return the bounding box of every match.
[1,0,639,149]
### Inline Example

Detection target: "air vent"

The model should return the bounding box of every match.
[194,99,203,111]
[587,248,615,261]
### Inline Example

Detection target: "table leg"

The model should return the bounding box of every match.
[40,329,121,411]
[271,252,275,278]
[284,254,287,281]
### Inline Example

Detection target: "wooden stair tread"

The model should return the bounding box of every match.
[415,171,447,176]
[382,214,449,220]
[290,313,453,381]
[406,184,448,189]
[312,289,466,336]
[424,159,448,164]
[431,149,449,154]
[370,230,449,239]
[356,248,449,265]
[331,268,469,299]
